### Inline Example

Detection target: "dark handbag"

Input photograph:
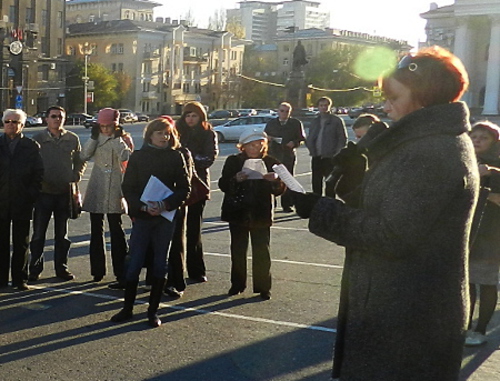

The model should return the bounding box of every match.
[69,182,82,219]
[185,171,210,206]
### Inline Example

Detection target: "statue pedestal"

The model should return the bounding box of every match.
[286,70,308,111]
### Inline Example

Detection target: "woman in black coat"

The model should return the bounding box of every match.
[219,130,284,299]
[465,121,500,346]
[170,102,218,285]
[0,109,43,290]
[295,46,479,381]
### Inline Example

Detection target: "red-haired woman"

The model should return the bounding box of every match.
[295,46,479,380]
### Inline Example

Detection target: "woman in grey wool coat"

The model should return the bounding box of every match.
[294,46,479,381]
[80,108,132,288]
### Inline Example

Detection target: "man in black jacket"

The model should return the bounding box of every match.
[264,102,305,212]
[0,109,44,290]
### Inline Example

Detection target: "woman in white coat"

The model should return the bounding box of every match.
[80,108,132,288]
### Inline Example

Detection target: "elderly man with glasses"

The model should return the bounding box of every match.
[29,106,86,282]
[0,109,44,290]
[264,102,306,212]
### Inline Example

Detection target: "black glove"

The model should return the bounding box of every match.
[114,126,124,138]
[91,125,100,140]
[292,191,321,219]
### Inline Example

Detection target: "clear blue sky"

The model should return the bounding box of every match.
[155,0,454,48]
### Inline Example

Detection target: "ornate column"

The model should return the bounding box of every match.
[454,17,471,104]
[483,16,500,115]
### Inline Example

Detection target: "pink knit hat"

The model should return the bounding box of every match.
[97,108,120,125]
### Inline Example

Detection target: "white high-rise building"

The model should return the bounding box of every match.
[227,0,330,43]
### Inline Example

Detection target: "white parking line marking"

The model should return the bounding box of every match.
[27,285,336,334]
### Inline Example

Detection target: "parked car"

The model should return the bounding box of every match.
[209,109,239,119]
[118,109,138,123]
[25,116,43,127]
[33,112,47,125]
[213,115,273,143]
[66,113,93,125]
[256,109,277,116]
[83,116,98,129]
[236,108,257,117]
[135,112,150,122]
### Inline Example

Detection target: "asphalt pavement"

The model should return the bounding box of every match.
[0,121,499,380]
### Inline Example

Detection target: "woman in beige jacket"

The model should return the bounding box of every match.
[80,108,132,288]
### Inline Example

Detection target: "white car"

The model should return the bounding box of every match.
[214,115,274,143]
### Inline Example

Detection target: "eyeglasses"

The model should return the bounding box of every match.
[278,109,289,113]
[397,54,418,72]
[49,114,63,119]
[4,120,21,124]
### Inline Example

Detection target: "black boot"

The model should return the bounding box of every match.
[147,277,166,327]
[111,280,138,322]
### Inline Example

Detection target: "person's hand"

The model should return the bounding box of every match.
[263,172,278,181]
[292,191,321,218]
[114,126,124,138]
[91,125,100,140]
[478,164,491,177]
[146,201,163,216]
[235,171,248,182]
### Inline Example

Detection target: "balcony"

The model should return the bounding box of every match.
[143,51,160,60]
[142,91,158,99]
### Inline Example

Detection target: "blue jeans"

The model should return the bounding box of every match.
[125,217,175,282]
[29,192,72,275]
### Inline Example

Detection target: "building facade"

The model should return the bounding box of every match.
[267,28,409,81]
[66,20,245,114]
[421,0,500,115]
[0,0,66,115]
[66,0,158,24]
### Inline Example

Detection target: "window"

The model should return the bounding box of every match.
[26,8,33,23]
[144,61,152,74]
[112,63,117,72]
[41,9,48,27]
[118,63,124,71]
[283,58,289,65]
[89,14,95,22]
[283,45,290,52]
[9,6,16,23]
[68,46,76,56]
[57,11,63,28]
[111,43,124,55]
[57,38,62,56]
[143,81,151,92]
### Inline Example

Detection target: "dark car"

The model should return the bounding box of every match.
[66,113,93,125]
[135,112,150,122]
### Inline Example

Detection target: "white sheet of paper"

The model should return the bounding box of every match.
[272,164,305,193]
[242,159,267,179]
[140,175,176,221]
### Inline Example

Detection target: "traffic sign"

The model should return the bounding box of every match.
[15,94,23,102]
[15,101,23,109]
[16,86,22,93]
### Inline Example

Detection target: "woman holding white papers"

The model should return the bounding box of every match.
[111,118,190,327]
[218,130,285,300]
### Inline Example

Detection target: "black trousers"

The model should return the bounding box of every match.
[89,213,128,281]
[0,218,30,286]
[166,207,187,291]
[311,156,335,197]
[229,224,271,293]
[280,155,296,209]
[186,200,206,279]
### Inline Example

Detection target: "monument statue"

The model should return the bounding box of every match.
[287,40,309,110]
[292,40,308,72]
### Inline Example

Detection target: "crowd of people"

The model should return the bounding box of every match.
[1,45,499,378]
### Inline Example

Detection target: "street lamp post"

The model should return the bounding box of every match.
[82,42,93,114]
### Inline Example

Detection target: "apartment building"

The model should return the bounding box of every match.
[66,19,246,114]
[0,0,66,114]
[227,0,329,43]
[66,0,158,24]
